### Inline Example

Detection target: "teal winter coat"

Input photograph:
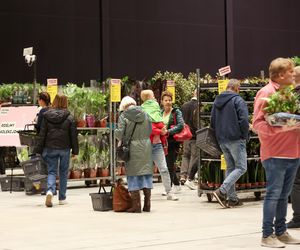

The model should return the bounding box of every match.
[115,106,153,177]
[161,108,184,143]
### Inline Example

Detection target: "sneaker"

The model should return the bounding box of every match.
[287,220,300,229]
[161,191,167,196]
[45,191,53,208]
[167,192,179,201]
[277,231,300,244]
[212,189,227,208]
[225,199,244,208]
[261,234,286,248]
[180,177,186,185]
[59,200,68,205]
[172,185,181,194]
[185,179,197,190]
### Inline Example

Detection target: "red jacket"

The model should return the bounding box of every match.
[150,122,167,147]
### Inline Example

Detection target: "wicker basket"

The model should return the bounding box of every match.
[18,124,37,146]
[20,156,47,182]
[89,185,113,211]
[196,127,222,158]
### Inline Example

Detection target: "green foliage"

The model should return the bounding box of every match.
[263,87,300,114]
[63,83,107,119]
[152,71,197,107]
[291,56,300,66]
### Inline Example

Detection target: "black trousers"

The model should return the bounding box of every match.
[291,165,300,222]
[166,142,180,186]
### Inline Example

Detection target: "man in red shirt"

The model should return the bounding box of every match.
[253,58,300,248]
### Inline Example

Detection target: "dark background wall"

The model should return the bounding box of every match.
[227,0,300,77]
[0,0,300,84]
[0,0,100,85]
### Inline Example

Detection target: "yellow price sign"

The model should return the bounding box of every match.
[166,80,175,103]
[46,78,58,103]
[218,79,229,94]
[110,79,121,102]
[220,154,227,170]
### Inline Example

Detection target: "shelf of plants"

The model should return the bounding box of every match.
[197,83,266,202]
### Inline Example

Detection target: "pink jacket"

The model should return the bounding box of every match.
[253,80,300,161]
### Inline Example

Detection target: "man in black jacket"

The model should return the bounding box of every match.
[211,79,249,208]
[180,89,198,190]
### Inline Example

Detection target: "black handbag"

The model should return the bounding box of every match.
[116,122,137,162]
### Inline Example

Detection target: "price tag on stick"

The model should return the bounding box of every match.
[110,79,121,103]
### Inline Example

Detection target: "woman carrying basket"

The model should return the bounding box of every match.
[35,94,78,207]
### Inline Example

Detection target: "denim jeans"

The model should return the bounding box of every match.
[42,148,71,201]
[219,139,247,201]
[262,158,300,237]
[152,144,171,193]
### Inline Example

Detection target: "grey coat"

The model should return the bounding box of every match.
[115,106,153,177]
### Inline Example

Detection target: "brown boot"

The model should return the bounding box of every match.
[142,188,151,212]
[126,190,141,213]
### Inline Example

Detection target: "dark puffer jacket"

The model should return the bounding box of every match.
[36,109,79,155]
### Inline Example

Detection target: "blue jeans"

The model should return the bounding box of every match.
[219,139,247,201]
[152,144,171,193]
[42,148,71,201]
[262,158,300,237]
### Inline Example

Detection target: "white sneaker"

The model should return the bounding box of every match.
[185,180,197,190]
[59,200,68,205]
[167,192,179,201]
[45,191,53,207]
[161,191,167,196]
[172,185,181,194]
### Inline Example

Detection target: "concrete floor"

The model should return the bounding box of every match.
[0,182,299,250]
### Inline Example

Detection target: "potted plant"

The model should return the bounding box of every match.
[69,159,83,179]
[97,148,110,177]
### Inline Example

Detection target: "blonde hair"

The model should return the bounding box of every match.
[52,94,68,109]
[294,66,300,84]
[141,89,154,102]
[269,57,294,81]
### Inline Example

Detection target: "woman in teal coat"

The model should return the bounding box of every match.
[115,96,153,213]
[161,91,184,193]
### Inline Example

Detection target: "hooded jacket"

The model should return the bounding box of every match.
[211,91,249,143]
[141,99,163,122]
[115,106,153,176]
[36,109,79,155]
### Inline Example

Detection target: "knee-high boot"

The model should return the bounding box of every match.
[126,190,141,213]
[142,188,151,212]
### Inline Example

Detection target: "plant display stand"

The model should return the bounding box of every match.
[196,82,266,201]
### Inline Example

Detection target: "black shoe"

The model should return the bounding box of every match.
[212,189,227,208]
[225,199,244,208]
[287,220,300,229]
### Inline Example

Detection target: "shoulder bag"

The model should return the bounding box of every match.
[116,122,137,162]
[171,112,192,142]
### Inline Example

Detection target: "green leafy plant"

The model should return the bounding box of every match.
[262,87,300,114]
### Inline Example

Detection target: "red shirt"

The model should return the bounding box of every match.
[253,80,300,161]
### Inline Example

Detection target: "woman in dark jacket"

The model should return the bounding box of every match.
[35,92,51,134]
[115,96,153,213]
[161,91,184,192]
[36,94,78,208]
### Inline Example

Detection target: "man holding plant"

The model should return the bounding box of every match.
[253,58,300,248]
